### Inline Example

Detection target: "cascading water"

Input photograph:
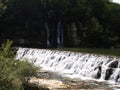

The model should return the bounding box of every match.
[45,21,50,48]
[16,48,120,85]
[57,18,63,47]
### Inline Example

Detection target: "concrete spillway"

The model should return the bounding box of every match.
[16,48,120,85]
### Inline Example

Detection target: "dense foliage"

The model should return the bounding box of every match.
[0,0,120,48]
[0,40,38,90]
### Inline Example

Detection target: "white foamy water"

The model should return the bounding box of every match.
[16,48,120,86]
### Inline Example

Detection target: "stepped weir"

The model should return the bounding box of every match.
[16,48,120,85]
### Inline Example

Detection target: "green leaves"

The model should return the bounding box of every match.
[0,40,39,90]
[1,40,14,58]
[0,0,7,15]
[0,40,21,90]
[0,0,120,48]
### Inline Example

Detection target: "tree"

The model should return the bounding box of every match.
[0,0,120,48]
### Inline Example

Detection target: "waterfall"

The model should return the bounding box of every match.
[57,18,63,47]
[45,21,50,48]
[16,48,120,85]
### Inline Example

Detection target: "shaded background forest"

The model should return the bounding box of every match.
[0,0,120,48]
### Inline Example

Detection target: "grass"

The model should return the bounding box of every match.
[50,48,120,57]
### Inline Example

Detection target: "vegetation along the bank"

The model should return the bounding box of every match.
[0,40,39,90]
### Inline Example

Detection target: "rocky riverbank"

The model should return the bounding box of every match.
[27,70,116,90]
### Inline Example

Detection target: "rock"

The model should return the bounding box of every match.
[105,68,113,80]
[108,61,118,68]
[28,77,68,90]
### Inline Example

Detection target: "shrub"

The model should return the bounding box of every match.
[0,40,39,90]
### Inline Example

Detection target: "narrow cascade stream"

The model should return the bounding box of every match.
[57,18,63,47]
[16,48,120,86]
[45,21,50,48]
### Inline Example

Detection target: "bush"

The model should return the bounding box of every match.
[0,40,39,90]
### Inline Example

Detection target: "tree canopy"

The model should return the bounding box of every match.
[0,0,120,48]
